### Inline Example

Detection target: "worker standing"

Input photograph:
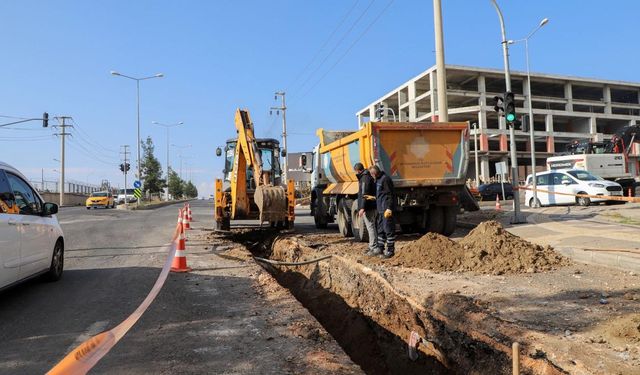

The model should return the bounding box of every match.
[354,163,378,256]
[369,165,395,258]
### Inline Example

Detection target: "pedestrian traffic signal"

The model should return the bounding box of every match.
[504,92,516,123]
[42,112,49,127]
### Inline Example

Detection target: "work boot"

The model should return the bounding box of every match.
[380,251,394,259]
[366,249,382,257]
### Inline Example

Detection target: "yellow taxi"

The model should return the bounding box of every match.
[86,191,115,209]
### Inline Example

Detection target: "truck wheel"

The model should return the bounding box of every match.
[442,206,458,236]
[312,194,328,229]
[337,199,353,237]
[216,217,230,231]
[577,193,590,207]
[400,224,416,234]
[428,206,444,234]
[351,201,367,242]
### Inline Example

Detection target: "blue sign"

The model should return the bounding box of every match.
[133,180,141,189]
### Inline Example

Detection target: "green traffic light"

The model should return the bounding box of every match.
[506,113,516,122]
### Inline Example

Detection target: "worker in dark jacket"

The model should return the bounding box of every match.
[354,163,378,255]
[369,165,396,258]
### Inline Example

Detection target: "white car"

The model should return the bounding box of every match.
[525,169,623,207]
[117,188,137,204]
[0,162,64,290]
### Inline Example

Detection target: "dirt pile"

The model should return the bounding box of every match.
[393,220,568,274]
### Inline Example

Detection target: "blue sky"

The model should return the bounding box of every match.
[1,0,639,197]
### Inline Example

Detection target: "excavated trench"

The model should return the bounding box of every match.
[225,229,565,375]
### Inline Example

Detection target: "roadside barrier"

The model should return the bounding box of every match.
[517,186,640,203]
[495,194,502,211]
[47,209,184,375]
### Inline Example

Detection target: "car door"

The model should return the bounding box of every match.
[0,169,21,288]
[556,173,578,204]
[535,174,551,205]
[6,172,52,278]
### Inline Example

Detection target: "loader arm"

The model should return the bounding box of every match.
[234,109,265,188]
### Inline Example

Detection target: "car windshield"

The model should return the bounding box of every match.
[566,170,602,181]
[92,192,108,197]
[119,189,135,194]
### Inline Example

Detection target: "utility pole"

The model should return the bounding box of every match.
[490,0,523,223]
[54,116,72,207]
[121,145,130,209]
[433,0,449,122]
[271,91,288,184]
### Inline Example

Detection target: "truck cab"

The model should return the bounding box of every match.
[221,138,283,188]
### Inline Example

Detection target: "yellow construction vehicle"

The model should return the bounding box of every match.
[214,109,295,230]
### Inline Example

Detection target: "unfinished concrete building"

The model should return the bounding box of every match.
[356,65,640,182]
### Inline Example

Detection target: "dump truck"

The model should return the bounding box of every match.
[306,121,472,239]
[214,109,295,230]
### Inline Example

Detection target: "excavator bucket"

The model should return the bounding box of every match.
[254,185,288,223]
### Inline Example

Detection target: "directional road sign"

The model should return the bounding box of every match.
[133,180,141,189]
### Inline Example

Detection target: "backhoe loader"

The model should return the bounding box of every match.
[214,109,295,230]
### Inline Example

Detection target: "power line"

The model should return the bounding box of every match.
[286,0,361,92]
[294,0,396,103]
[70,118,119,154]
[291,0,376,97]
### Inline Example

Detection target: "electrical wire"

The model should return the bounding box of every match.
[294,0,396,103]
[70,118,119,154]
[291,0,376,98]
[286,0,361,92]
[67,138,118,166]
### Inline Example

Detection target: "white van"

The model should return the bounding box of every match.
[525,169,623,207]
[0,162,64,290]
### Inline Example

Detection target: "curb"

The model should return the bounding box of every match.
[556,247,640,273]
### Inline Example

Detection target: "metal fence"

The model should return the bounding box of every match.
[29,179,101,195]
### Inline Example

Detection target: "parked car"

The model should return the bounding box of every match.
[0,161,64,291]
[524,169,624,207]
[477,182,514,201]
[86,191,115,209]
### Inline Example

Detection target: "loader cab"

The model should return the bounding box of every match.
[221,138,283,187]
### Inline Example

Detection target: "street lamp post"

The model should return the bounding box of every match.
[490,0,524,224]
[171,144,192,180]
[111,70,164,203]
[508,18,549,208]
[153,121,184,201]
[473,122,480,186]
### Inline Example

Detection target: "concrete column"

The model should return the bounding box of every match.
[546,136,555,153]
[564,82,573,112]
[399,87,408,106]
[545,114,554,132]
[478,75,487,110]
[429,70,437,121]
[499,134,508,152]
[368,105,377,122]
[523,76,531,110]
[357,113,363,128]
[603,86,612,115]
[589,116,597,134]
[480,156,490,183]
[408,81,417,121]
[498,115,506,130]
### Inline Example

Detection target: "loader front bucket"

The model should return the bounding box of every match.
[254,185,288,224]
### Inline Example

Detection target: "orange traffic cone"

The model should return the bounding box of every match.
[188,204,194,222]
[171,212,191,273]
[495,194,502,211]
[183,205,191,230]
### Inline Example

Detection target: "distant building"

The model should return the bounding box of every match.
[356,64,640,182]
[286,152,312,189]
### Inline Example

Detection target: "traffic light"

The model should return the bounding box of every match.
[376,103,385,120]
[503,91,516,123]
[119,164,125,172]
[125,163,130,172]
[42,112,49,127]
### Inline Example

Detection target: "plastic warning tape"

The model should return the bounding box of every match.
[46,220,183,375]
[517,186,640,203]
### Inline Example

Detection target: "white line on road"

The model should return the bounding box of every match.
[59,218,109,225]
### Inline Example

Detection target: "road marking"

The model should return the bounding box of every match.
[59,218,109,225]
[66,321,110,353]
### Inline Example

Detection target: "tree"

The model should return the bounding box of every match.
[140,136,165,195]
[167,168,183,199]
[183,180,198,198]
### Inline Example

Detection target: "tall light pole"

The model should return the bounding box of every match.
[508,18,549,208]
[110,70,164,201]
[271,92,288,184]
[433,0,448,122]
[153,121,183,201]
[171,144,192,180]
[490,0,523,223]
[473,122,480,186]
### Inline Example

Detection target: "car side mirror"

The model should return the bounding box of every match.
[43,202,58,216]
[562,180,570,185]
[215,147,222,157]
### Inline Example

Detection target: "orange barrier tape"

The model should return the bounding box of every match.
[517,186,640,203]
[47,218,183,375]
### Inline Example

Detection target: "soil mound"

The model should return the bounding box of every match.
[394,220,568,274]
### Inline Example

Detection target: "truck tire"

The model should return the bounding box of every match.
[400,224,416,234]
[312,192,328,229]
[216,217,230,231]
[351,201,367,242]
[337,199,353,237]
[428,206,444,234]
[442,206,458,236]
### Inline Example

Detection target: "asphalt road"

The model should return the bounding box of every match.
[0,201,185,374]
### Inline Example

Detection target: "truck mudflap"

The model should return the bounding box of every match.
[459,186,480,212]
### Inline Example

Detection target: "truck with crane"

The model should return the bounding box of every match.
[304,121,474,240]
[214,109,295,230]
[547,124,640,195]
